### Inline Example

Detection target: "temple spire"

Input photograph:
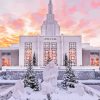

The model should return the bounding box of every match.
[48,0,53,14]
[41,0,60,36]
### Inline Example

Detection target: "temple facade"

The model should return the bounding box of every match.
[19,0,82,67]
[0,0,100,68]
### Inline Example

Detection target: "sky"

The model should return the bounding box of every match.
[0,0,100,47]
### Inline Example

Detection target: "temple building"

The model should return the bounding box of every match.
[0,0,100,68]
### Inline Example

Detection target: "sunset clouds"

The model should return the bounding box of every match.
[0,0,100,47]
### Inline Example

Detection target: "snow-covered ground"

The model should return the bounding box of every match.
[9,88,99,100]
[0,81,100,100]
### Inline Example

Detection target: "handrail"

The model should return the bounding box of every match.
[80,83,100,99]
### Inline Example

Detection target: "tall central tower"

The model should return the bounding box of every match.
[41,0,60,36]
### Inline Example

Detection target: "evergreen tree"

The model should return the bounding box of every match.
[62,60,77,89]
[33,53,37,66]
[24,58,39,91]
[64,54,68,66]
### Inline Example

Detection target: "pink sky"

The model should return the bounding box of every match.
[0,0,100,47]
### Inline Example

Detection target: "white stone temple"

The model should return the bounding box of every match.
[0,0,100,68]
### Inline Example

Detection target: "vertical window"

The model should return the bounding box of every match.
[90,52,99,66]
[43,42,57,65]
[44,42,50,65]
[69,42,77,66]
[24,42,32,66]
[51,42,57,64]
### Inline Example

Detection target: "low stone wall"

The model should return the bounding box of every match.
[0,69,100,80]
[75,70,96,80]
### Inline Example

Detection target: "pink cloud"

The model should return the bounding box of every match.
[11,18,24,30]
[78,19,89,28]
[91,0,100,8]
[68,6,77,14]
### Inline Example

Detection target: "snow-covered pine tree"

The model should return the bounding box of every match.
[62,58,77,89]
[33,53,37,66]
[64,53,68,66]
[24,58,39,91]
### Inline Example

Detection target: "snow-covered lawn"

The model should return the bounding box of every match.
[9,87,99,100]
[0,82,100,100]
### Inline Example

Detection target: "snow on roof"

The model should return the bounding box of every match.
[0,44,19,50]
[82,43,100,51]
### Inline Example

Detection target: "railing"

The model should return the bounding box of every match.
[0,87,13,100]
[80,83,100,99]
